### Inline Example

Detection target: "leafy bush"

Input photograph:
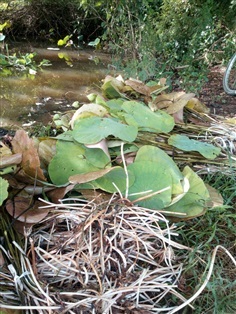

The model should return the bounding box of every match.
[102,0,236,89]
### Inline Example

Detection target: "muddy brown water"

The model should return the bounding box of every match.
[0,46,111,128]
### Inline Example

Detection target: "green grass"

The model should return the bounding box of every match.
[175,170,236,313]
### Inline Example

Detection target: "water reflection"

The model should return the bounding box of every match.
[0,47,110,127]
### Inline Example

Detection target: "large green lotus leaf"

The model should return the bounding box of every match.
[168,134,221,159]
[135,146,184,194]
[56,130,74,141]
[165,166,211,219]
[84,147,111,168]
[94,167,135,193]
[127,161,172,209]
[122,101,175,133]
[106,99,125,115]
[48,141,108,185]
[72,117,138,144]
[0,177,9,206]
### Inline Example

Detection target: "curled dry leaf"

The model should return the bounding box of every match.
[38,138,57,165]
[46,184,75,203]
[165,93,195,114]
[125,78,151,96]
[79,189,112,203]
[6,197,49,224]
[69,167,114,184]
[186,97,210,114]
[0,153,22,168]
[11,130,46,181]
[70,103,108,129]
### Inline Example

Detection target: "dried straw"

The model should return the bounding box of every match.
[1,189,235,313]
[1,195,190,313]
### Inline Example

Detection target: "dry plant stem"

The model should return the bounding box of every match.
[169,245,236,314]
[33,198,190,312]
[3,193,234,312]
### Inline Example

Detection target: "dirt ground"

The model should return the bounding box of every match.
[198,66,236,118]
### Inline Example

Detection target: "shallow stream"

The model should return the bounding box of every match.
[0,45,111,128]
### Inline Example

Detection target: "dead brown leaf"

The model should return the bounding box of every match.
[46,184,75,203]
[125,78,150,96]
[69,168,113,184]
[38,138,57,165]
[80,189,111,204]
[11,130,46,182]
[165,93,195,114]
[186,97,210,114]
[6,196,49,224]
[0,153,22,168]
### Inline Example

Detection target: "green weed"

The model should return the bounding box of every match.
[175,170,236,313]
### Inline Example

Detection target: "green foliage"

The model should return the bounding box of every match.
[73,116,138,144]
[168,134,221,159]
[176,208,236,313]
[175,167,236,312]
[99,0,236,89]
[0,177,9,205]
[45,78,226,219]
[0,49,51,73]
[48,140,110,185]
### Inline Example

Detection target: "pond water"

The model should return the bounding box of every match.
[0,45,111,128]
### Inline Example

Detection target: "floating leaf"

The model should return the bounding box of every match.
[122,101,175,133]
[150,91,185,111]
[0,153,22,168]
[106,99,125,115]
[72,117,138,144]
[88,37,100,47]
[38,139,57,165]
[85,145,110,167]
[165,166,211,219]
[206,184,223,208]
[0,165,17,175]
[168,134,221,159]
[0,177,9,206]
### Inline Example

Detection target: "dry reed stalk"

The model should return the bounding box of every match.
[136,119,236,173]
[1,195,235,313]
[32,196,190,313]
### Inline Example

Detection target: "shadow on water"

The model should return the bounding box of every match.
[0,45,111,128]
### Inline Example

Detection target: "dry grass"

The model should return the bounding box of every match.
[1,194,235,313]
[0,195,190,313]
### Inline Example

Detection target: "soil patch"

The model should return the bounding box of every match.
[198,66,236,117]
